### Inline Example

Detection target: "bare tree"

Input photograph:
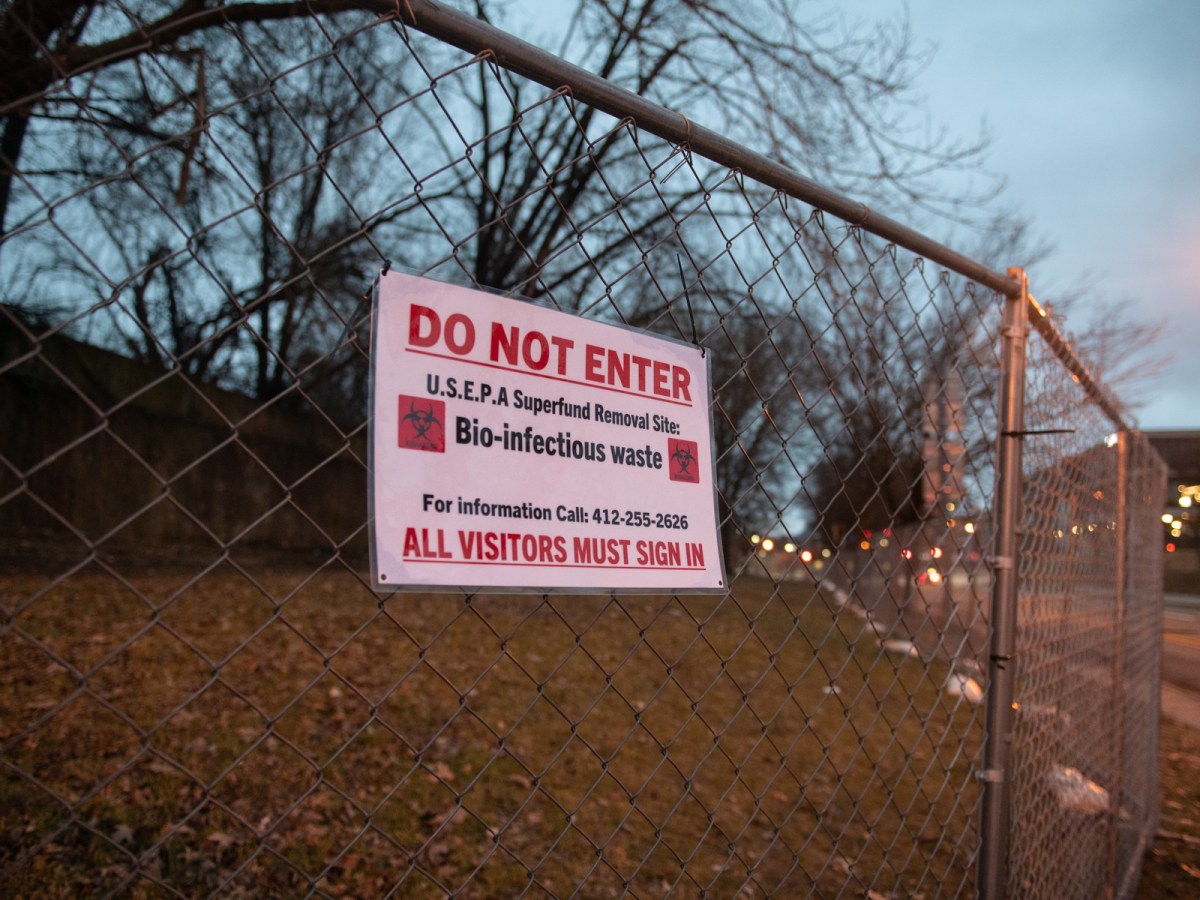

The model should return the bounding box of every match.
[0,0,1010,400]
[21,15,403,406]
[7,0,1159,564]
[2,0,1003,262]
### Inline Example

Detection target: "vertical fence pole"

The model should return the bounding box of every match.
[978,267,1030,899]
[1106,429,1130,897]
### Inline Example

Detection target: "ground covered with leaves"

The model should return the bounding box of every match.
[1,568,987,897]
[1136,717,1200,898]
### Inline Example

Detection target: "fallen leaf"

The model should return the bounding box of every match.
[426,837,458,866]
[207,832,237,850]
[429,807,467,830]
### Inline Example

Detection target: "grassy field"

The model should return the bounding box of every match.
[2,568,987,897]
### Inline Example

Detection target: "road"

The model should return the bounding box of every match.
[1161,593,1200,729]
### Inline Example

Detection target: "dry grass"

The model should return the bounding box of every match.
[1136,717,1200,898]
[2,569,984,897]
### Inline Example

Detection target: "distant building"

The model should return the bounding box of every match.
[920,367,965,516]
[1144,430,1200,489]
[1144,429,1200,592]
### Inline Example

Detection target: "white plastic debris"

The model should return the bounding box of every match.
[955,657,984,675]
[882,638,920,657]
[1017,702,1074,728]
[1047,766,1110,816]
[945,672,984,704]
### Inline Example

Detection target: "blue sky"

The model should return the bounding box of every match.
[515,0,1200,431]
[868,0,1200,431]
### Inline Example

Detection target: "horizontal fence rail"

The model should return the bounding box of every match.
[0,2,1166,897]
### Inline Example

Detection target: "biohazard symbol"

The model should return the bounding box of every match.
[668,438,699,484]
[671,443,695,475]
[402,400,441,440]
[397,395,445,452]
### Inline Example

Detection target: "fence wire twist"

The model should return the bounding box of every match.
[0,2,1166,897]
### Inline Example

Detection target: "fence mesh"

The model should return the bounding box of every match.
[0,3,1165,897]
[1006,343,1166,898]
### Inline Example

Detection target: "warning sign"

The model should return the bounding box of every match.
[369,271,725,592]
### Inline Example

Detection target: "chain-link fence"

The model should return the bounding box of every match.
[0,2,1166,897]
[1002,342,1167,899]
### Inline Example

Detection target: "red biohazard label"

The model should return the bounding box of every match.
[397,395,445,452]
[668,438,700,483]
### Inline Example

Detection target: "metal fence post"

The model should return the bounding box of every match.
[1106,429,1130,897]
[978,267,1030,899]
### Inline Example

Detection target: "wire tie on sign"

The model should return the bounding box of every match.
[400,0,417,25]
[337,261,389,348]
[677,254,703,356]
[337,295,372,349]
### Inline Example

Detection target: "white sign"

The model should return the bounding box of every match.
[369,272,725,593]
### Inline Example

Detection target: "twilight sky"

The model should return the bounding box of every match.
[829,0,1200,431]
[515,0,1199,430]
